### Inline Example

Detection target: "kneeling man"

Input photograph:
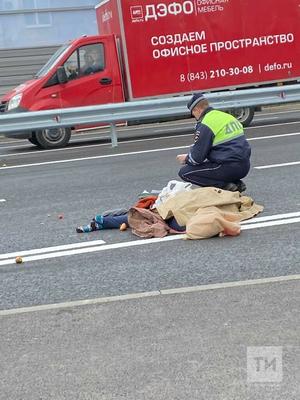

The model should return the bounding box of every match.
[177,93,251,192]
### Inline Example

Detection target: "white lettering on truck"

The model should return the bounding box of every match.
[145,1,194,21]
[102,10,112,22]
[151,31,293,59]
[197,0,228,4]
[197,0,228,13]
[153,43,208,58]
[151,31,206,46]
[210,33,294,52]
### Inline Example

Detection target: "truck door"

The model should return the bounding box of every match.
[55,40,123,107]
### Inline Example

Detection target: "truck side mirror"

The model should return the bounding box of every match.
[57,66,68,84]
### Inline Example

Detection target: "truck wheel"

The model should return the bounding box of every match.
[230,107,255,127]
[28,134,39,146]
[34,127,71,149]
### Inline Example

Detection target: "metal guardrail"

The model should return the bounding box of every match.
[1,84,300,146]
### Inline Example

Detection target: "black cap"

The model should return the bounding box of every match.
[187,92,206,111]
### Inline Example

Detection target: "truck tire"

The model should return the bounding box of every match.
[34,127,71,149]
[28,135,39,146]
[230,107,255,127]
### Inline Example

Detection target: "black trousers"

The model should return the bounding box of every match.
[178,160,250,188]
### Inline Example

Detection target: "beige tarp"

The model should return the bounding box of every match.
[156,187,263,239]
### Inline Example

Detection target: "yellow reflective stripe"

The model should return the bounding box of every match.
[202,110,244,146]
[212,132,245,146]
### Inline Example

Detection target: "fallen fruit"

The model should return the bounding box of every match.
[119,223,127,231]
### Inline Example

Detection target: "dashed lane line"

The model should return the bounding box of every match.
[0,239,106,260]
[0,213,299,267]
[0,235,184,266]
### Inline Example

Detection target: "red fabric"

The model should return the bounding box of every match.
[134,196,158,209]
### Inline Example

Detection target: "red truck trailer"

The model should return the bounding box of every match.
[1,0,300,148]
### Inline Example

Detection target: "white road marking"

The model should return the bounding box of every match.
[0,110,299,146]
[0,133,186,156]
[0,199,6,202]
[160,274,300,295]
[241,211,300,224]
[0,132,190,155]
[0,143,37,150]
[254,117,279,122]
[0,121,194,153]
[0,141,112,155]
[248,132,300,141]
[0,239,106,260]
[2,114,270,147]
[0,273,299,317]
[247,120,300,129]
[241,216,300,230]
[255,161,300,169]
[1,116,300,143]
[0,235,185,266]
[0,146,188,170]
[0,213,299,267]
[258,109,300,117]
[1,130,300,171]
[1,125,300,159]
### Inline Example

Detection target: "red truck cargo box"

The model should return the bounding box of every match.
[96,0,300,99]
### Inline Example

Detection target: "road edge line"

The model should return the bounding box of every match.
[1,274,299,317]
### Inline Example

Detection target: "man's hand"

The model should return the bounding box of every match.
[176,154,187,165]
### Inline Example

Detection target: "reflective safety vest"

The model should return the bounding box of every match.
[201,110,244,146]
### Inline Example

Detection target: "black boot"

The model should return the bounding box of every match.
[223,182,239,192]
[236,180,247,192]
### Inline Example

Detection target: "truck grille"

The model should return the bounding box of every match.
[0,101,7,113]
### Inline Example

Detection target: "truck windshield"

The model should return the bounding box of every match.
[35,44,71,78]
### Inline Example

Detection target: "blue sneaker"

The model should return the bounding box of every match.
[76,215,104,233]
[76,224,93,233]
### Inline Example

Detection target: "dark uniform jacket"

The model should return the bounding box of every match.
[186,107,251,165]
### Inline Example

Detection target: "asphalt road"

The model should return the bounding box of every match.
[0,106,299,399]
